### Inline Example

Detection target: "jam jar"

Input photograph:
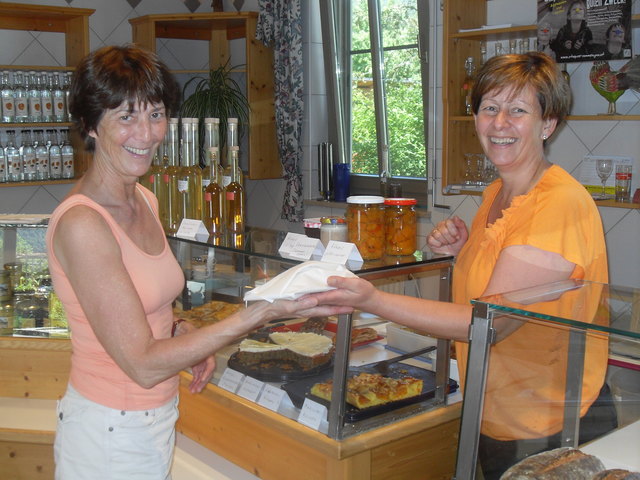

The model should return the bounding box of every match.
[384,197,417,256]
[346,195,385,260]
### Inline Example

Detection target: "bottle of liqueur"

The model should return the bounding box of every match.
[34,130,49,181]
[62,72,72,122]
[48,129,62,180]
[201,117,220,189]
[203,146,224,236]
[20,130,37,182]
[27,71,42,123]
[223,117,240,187]
[163,118,181,234]
[1,71,15,123]
[41,72,55,123]
[224,146,245,232]
[52,73,66,122]
[61,129,74,179]
[178,118,203,221]
[0,138,6,183]
[13,71,29,123]
[461,56,475,116]
[5,130,21,182]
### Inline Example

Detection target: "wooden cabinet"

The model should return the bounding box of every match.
[0,2,94,184]
[441,1,640,194]
[129,12,280,180]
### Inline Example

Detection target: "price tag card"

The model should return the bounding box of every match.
[217,368,245,394]
[321,240,363,265]
[237,376,265,402]
[297,397,328,431]
[176,219,209,242]
[258,384,287,412]
[278,232,325,260]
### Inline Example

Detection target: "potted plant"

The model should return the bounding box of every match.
[180,60,250,163]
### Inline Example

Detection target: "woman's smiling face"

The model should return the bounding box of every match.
[90,101,167,178]
[474,84,556,173]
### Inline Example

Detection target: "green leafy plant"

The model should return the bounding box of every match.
[180,61,250,159]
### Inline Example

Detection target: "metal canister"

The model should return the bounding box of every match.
[346,195,385,260]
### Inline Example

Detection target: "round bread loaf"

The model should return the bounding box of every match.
[500,447,605,479]
[592,470,640,480]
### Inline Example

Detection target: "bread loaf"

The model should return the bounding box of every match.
[591,470,640,480]
[500,447,605,479]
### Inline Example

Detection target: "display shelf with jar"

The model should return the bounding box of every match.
[442,0,640,203]
[0,2,95,186]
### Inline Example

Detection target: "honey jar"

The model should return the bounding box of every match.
[384,197,417,256]
[346,196,385,260]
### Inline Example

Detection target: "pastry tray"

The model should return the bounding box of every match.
[270,321,384,348]
[227,351,334,382]
[281,361,458,423]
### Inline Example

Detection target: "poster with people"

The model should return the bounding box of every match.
[538,0,633,63]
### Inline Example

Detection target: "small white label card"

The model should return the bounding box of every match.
[278,232,325,260]
[297,397,328,431]
[237,376,265,402]
[176,219,209,242]
[321,240,363,265]
[217,368,245,394]
[258,384,287,412]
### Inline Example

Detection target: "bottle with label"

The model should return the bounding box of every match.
[203,146,224,235]
[63,72,72,122]
[48,129,62,179]
[461,56,475,116]
[1,71,14,123]
[13,71,29,123]
[20,130,37,181]
[27,71,42,123]
[41,72,55,122]
[5,130,21,182]
[224,145,245,232]
[34,130,49,181]
[61,129,74,179]
[178,118,203,221]
[163,118,181,234]
[0,137,7,182]
[202,117,220,189]
[52,72,66,122]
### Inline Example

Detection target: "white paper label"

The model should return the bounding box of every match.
[237,376,265,402]
[218,368,245,393]
[258,384,287,412]
[278,232,325,260]
[176,219,209,242]
[297,397,327,430]
[321,240,364,265]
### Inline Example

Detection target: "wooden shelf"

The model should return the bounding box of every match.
[0,179,77,188]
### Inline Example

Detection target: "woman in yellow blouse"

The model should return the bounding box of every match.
[309,52,615,478]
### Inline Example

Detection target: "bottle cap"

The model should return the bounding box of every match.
[384,198,417,206]
[346,195,384,204]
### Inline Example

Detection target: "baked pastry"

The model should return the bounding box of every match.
[592,470,640,480]
[500,448,605,479]
[298,316,329,334]
[350,327,379,344]
[310,372,423,409]
[236,331,334,370]
[175,301,242,328]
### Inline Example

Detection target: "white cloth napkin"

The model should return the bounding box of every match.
[243,260,358,303]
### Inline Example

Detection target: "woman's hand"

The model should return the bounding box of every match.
[303,276,379,314]
[174,320,216,393]
[426,216,468,256]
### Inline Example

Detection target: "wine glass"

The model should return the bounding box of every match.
[595,158,613,199]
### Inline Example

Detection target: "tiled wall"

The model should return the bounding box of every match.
[0,0,638,287]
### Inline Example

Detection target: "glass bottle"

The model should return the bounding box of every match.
[41,72,55,122]
[479,41,488,66]
[63,72,72,122]
[13,71,29,123]
[225,117,238,176]
[34,130,49,181]
[224,146,245,232]
[61,129,74,179]
[0,136,7,182]
[462,56,475,116]
[178,118,203,221]
[1,71,15,123]
[20,130,37,181]
[203,146,224,235]
[202,117,221,188]
[52,72,66,123]
[5,130,21,182]
[164,118,182,234]
[27,71,42,123]
[48,129,62,179]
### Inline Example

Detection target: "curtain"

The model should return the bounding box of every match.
[256,0,304,222]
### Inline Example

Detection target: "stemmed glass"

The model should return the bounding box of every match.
[595,158,613,199]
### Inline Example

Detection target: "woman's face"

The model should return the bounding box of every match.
[568,2,585,21]
[608,25,625,44]
[89,100,167,178]
[538,23,551,44]
[474,84,556,173]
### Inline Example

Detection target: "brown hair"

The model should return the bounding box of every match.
[69,44,179,152]
[470,52,571,124]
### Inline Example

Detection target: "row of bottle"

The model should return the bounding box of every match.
[139,117,245,236]
[1,70,72,124]
[0,129,74,182]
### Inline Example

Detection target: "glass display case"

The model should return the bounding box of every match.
[454,280,640,479]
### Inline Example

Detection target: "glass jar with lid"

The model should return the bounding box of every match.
[346,195,385,260]
[320,216,348,246]
[384,197,418,256]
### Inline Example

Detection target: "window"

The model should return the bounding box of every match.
[321,0,430,200]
